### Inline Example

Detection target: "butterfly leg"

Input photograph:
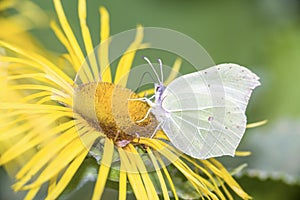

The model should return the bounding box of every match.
[147,94,156,100]
[136,107,152,123]
[150,121,164,138]
[128,94,155,102]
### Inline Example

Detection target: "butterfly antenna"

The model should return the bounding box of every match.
[135,71,156,93]
[143,57,161,83]
[158,58,163,84]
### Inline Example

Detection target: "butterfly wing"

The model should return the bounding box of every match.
[161,63,260,159]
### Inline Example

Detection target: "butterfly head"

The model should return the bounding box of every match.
[154,82,166,104]
[143,57,166,104]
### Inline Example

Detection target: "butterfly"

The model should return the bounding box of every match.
[140,57,260,159]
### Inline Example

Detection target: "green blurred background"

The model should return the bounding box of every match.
[1,0,300,199]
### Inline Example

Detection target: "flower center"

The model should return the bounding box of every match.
[74,82,158,145]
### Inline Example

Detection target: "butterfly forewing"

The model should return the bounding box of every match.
[160,63,260,159]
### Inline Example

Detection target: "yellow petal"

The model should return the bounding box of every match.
[0,42,73,93]
[0,102,72,112]
[48,175,58,194]
[235,151,251,156]
[15,125,79,180]
[46,149,89,200]
[20,91,51,103]
[92,138,114,200]
[0,114,64,164]
[181,155,225,198]
[155,152,178,200]
[119,160,127,200]
[246,120,268,128]
[99,7,110,43]
[99,7,112,82]
[147,148,170,200]
[0,0,15,10]
[114,25,144,86]
[78,0,99,82]
[165,57,182,85]
[24,187,39,200]
[140,138,218,199]
[137,88,155,97]
[218,177,234,200]
[50,21,83,75]
[0,122,32,141]
[9,84,69,99]
[19,135,89,190]
[53,0,85,66]
[127,144,159,200]
[209,159,252,199]
[13,125,91,191]
[118,147,148,200]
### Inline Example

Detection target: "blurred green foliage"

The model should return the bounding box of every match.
[2,0,300,199]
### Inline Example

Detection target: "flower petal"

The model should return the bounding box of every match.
[147,148,170,200]
[99,7,112,82]
[24,187,39,200]
[246,120,268,128]
[165,57,182,85]
[92,138,114,200]
[50,21,83,77]
[127,144,159,200]
[209,159,252,199]
[118,160,127,200]
[114,25,144,86]
[19,133,94,191]
[53,0,85,67]
[0,43,73,92]
[15,125,80,181]
[155,152,178,200]
[46,149,89,200]
[78,0,99,82]
[118,147,148,200]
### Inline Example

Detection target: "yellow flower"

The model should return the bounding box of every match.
[0,0,253,199]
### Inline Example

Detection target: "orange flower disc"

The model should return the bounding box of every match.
[74,82,158,144]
